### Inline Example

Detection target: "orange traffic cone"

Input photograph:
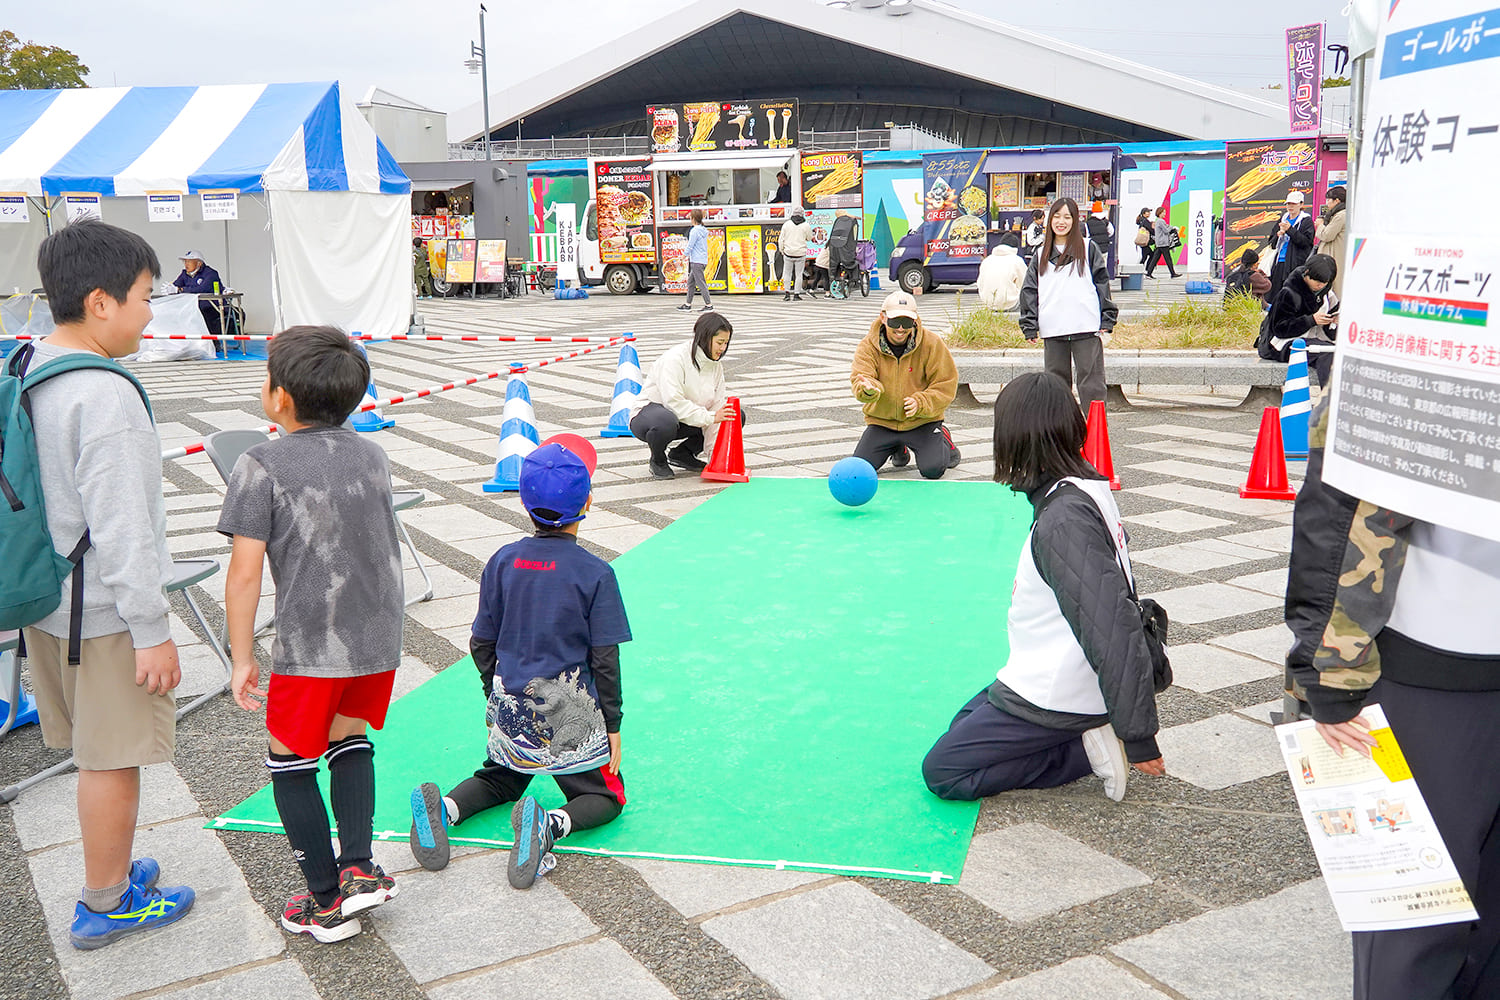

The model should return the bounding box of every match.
[701,396,750,483]
[1083,399,1120,490]
[1240,407,1298,500]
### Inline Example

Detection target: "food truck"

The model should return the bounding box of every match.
[576,99,867,295]
[888,145,1132,292]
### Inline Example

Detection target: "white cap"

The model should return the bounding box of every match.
[179,250,205,261]
[1284,191,1305,205]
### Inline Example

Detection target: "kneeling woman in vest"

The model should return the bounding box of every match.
[922,372,1166,802]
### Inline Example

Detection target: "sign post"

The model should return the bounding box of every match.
[555,203,579,285]
[1188,189,1213,274]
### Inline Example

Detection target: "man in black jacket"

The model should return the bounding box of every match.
[1261,254,1337,381]
[1267,190,1316,298]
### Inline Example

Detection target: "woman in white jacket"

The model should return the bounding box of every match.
[629,312,741,479]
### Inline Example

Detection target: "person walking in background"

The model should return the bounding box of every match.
[1134,208,1154,267]
[1316,187,1348,301]
[1145,207,1179,279]
[779,211,812,301]
[1267,190,1316,299]
[678,209,712,313]
[1020,198,1119,412]
[412,239,432,299]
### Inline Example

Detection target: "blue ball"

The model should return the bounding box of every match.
[829,457,878,507]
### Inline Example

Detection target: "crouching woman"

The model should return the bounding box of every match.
[922,372,1166,802]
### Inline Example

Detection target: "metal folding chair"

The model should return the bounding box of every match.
[0,558,230,803]
[201,429,433,608]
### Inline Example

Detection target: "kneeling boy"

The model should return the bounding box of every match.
[410,439,631,888]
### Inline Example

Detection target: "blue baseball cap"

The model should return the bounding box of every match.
[519,443,592,527]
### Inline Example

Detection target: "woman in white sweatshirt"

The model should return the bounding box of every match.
[629,311,741,479]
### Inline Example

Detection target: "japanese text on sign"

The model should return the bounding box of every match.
[1286,23,1324,133]
[0,193,27,224]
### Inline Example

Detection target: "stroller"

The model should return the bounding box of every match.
[826,216,871,299]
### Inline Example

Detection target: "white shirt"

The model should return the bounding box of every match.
[978,246,1027,311]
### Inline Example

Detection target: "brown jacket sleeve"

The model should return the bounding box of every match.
[910,335,957,419]
[850,336,883,401]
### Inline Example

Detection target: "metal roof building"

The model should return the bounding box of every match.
[452,0,1288,149]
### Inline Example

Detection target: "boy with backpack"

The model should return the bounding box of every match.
[1,219,195,949]
[408,439,631,889]
[220,325,405,943]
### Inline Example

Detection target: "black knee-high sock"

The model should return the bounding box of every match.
[326,735,376,872]
[268,751,338,907]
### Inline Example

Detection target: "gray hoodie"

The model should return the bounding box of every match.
[26,342,172,648]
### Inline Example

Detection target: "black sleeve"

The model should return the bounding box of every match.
[1269,287,1317,341]
[1289,217,1316,251]
[1018,254,1041,339]
[590,645,622,732]
[1032,492,1161,761]
[1089,244,1119,331]
[469,636,497,698]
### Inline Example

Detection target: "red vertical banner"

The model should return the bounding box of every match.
[1286,23,1324,134]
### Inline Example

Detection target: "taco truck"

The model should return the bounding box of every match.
[574,98,868,295]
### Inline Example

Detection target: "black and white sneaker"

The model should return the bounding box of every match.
[667,448,707,472]
[409,782,450,872]
[649,460,674,480]
[508,796,556,890]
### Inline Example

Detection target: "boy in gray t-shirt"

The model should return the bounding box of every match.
[219,326,404,944]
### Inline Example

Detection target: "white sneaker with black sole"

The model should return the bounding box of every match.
[1081,724,1129,802]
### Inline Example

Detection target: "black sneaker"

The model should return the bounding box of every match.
[666,448,707,472]
[700,305,713,312]
[649,460,674,480]
[783,293,791,302]
[338,864,398,917]
[793,294,803,301]
[281,893,361,944]
[509,796,555,890]
[409,782,450,872]
[949,446,962,469]
[889,446,910,469]
[676,303,693,311]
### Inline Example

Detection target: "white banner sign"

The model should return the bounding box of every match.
[1324,1,1500,540]
[555,202,579,284]
[147,192,183,223]
[1187,189,1212,274]
[0,193,28,224]
[200,189,238,221]
[63,193,101,223]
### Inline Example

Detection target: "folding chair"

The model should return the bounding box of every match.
[0,559,230,803]
[201,429,433,610]
[0,630,32,739]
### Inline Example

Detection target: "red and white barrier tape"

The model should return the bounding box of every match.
[159,336,633,461]
[8,333,625,344]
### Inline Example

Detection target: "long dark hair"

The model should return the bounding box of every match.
[1037,198,1089,277]
[992,372,1101,493]
[690,311,732,370]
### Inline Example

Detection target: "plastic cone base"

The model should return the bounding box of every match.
[701,397,749,483]
[1241,407,1297,501]
[1082,400,1120,491]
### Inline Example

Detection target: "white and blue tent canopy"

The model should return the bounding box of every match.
[0,82,409,198]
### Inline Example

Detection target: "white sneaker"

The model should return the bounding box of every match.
[1081,724,1128,802]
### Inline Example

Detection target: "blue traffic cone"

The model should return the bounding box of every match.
[600,342,643,438]
[1280,338,1311,460]
[347,336,394,432]
[483,368,540,492]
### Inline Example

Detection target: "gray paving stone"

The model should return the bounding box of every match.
[1237,699,1284,725]
[28,817,283,1000]
[374,850,597,984]
[1145,582,1281,625]
[966,956,1171,999]
[154,959,319,1000]
[1123,509,1234,534]
[1166,643,1280,693]
[1218,525,1292,552]
[701,882,994,1000]
[1112,880,1350,1000]
[956,824,1151,922]
[13,762,200,851]
[1153,714,1284,790]
[1225,567,1287,597]
[1130,540,1267,574]
[1128,482,1291,517]
[1211,623,1295,664]
[617,857,830,917]
[1129,459,1254,490]
[429,939,674,1000]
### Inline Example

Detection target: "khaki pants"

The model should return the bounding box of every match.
[23,629,175,770]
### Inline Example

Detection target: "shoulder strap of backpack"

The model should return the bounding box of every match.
[20,354,153,423]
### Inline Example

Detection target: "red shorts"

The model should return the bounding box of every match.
[266,671,396,759]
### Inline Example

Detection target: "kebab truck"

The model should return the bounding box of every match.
[575,98,867,295]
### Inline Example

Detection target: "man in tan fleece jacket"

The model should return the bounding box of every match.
[848,290,960,478]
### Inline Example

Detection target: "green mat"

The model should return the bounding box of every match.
[210,477,1033,882]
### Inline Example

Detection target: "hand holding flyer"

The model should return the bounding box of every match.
[1277,705,1477,933]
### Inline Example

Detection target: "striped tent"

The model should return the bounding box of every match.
[0,83,413,338]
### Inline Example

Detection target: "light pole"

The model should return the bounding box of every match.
[466,3,492,160]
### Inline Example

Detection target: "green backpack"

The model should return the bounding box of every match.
[0,344,152,663]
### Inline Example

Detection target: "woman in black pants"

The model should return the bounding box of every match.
[629,312,744,479]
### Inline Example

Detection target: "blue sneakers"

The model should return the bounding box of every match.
[508,796,554,890]
[128,857,160,890]
[409,782,450,872]
[70,881,195,950]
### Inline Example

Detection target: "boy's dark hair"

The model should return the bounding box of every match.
[992,372,1101,493]
[1238,249,1260,269]
[37,219,161,324]
[1326,186,1347,203]
[690,208,704,225]
[267,326,370,426]
[998,231,1021,249]
[1304,253,1338,284]
[1031,209,1043,221]
[690,311,731,371]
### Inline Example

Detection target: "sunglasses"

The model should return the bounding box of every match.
[886,316,916,329]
